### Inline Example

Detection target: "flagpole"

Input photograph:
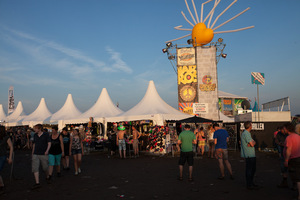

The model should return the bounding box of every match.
[257,84,260,122]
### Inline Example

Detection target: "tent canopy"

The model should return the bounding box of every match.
[50,94,82,123]
[22,98,52,126]
[177,115,221,123]
[106,80,191,125]
[0,104,6,122]
[5,101,27,126]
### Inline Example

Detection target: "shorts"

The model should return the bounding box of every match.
[118,140,126,151]
[198,140,205,147]
[208,140,215,147]
[32,154,48,173]
[48,154,62,166]
[215,148,229,160]
[0,155,7,172]
[71,149,82,155]
[132,139,139,150]
[288,157,300,182]
[178,151,194,166]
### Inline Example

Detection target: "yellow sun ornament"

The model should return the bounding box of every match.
[166,0,254,47]
[192,23,214,46]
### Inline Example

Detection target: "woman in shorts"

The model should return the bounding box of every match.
[48,127,64,179]
[69,128,83,175]
[197,127,206,157]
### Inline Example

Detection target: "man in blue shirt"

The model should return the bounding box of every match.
[213,124,233,180]
[240,121,257,190]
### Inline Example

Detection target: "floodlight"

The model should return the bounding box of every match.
[166,42,172,48]
[221,53,227,58]
[162,48,168,53]
[187,39,193,45]
[218,38,223,43]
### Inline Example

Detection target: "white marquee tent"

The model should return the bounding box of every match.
[50,94,82,130]
[63,88,123,125]
[106,80,192,125]
[22,98,52,127]
[5,101,27,126]
[0,104,6,122]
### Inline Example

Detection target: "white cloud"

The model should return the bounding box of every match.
[0,26,133,75]
[106,46,133,74]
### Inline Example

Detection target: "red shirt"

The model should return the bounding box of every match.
[284,133,300,159]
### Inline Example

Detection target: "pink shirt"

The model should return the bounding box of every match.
[284,133,300,159]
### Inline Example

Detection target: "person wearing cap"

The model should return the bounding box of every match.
[116,125,126,159]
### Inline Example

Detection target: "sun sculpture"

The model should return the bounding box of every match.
[166,0,254,46]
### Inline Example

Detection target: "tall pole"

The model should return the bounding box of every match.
[257,84,260,122]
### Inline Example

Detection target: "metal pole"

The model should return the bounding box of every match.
[257,84,260,122]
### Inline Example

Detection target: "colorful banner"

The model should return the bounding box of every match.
[251,72,265,85]
[223,98,233,116]
[179,103,194,115]
[177,47,195,66]
[8,86,14,114]
[177,65,198,103]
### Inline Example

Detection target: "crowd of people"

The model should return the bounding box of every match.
[0,121,300,199]
[177,122,300,199]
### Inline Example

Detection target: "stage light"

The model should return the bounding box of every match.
[218,38,223,43]
[187,39,193,45]
[166,42,172,48]
[162,48,168,53]
[221,53,227,58]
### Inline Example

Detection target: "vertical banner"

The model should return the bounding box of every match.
[196,46,219,120]
[177,47,198,115]
[8,86,15,114]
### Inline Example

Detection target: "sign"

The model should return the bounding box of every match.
[251,72,265,85]
[199,75,216,91]
[179,103,194,115]
[8,86,14,114]
[177,47,195,66]
[193,103,208,114]
[240,123,264,130]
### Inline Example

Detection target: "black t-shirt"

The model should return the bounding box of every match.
[33,132,51,155]
[49,134,62,155]
[0,135,9,156]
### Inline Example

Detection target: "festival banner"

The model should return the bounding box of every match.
[177,47,195,66]
[223,98,233,116]
[177,65,198,103]
[179,103,194,115]
[8,86,15,114]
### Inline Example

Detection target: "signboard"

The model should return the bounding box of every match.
[177,47,195,66]
[179,103,194,115]
[8,86,15,114]
[251,72,265,85]
[193,103,208,114]
[240,122,264,130]
[177,65,198,103]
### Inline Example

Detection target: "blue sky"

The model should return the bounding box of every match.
[0,0,299,116]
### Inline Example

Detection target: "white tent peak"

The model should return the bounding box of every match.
[122,80,181,115]
[50,94,82,122]
[22,98,52,124]
[81,88,123,118]
[6,101,27,122]
[107,80,191,125]
[0,104,6,121]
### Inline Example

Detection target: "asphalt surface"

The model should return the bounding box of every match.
[0,149,297,200]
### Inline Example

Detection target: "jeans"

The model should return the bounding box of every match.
[245,157,256,187]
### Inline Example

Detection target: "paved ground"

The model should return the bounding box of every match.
[0,149,298,200]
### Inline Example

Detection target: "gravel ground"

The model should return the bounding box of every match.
[0,149,297,200]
